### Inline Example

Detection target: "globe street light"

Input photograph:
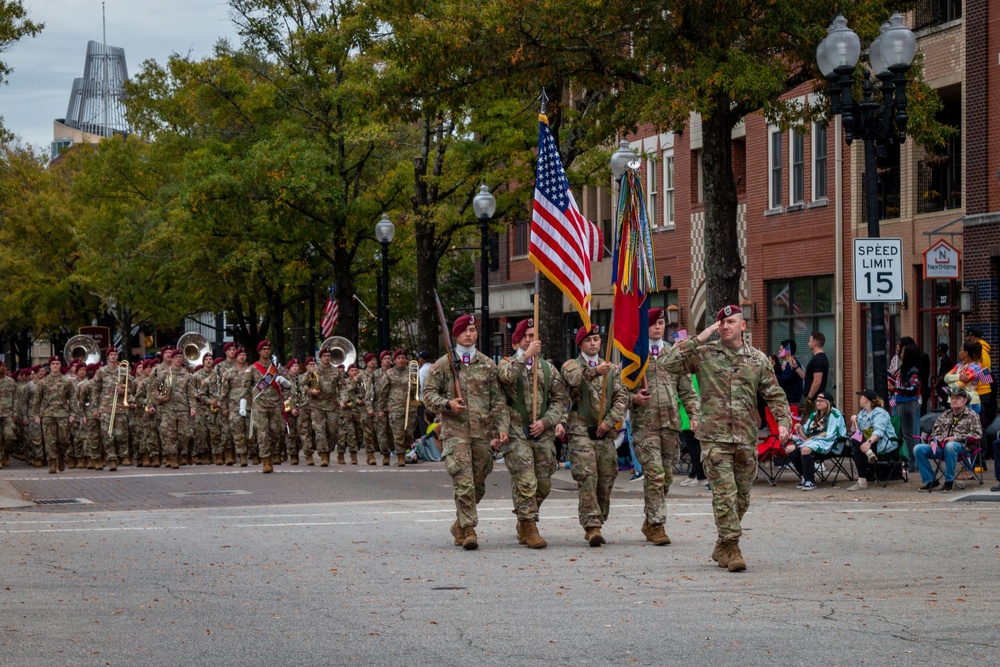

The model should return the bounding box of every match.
[817,10,915,402]
[375,213,395,352]
[473,184,497,357]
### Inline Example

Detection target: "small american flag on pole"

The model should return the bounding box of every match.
[320,285,338,337]
[850,430,864,443]
[974,367,993,385]
[673,329,689,342]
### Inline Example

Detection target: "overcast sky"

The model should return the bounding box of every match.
[2,0,239,150]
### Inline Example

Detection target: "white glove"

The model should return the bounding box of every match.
[276,376,292,389]
[239,398,247,417]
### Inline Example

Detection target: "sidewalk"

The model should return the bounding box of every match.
[0,474,34,509]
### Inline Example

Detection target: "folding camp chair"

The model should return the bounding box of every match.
[756,406,796,485]
[813,438,855,486]
[871,414,910,487]
[930,437,985,490]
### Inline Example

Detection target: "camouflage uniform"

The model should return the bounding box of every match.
[373,367,392,461]
[422,351,509,531]
[282,372,301,463]
[359,367,378,461]
[92,364,134,466]
[630,342,701,534]
[338,373,366,461]
[562,355,629,532]
[154,366,198,463]
[32,371,77,468]
[295,373,314,463]
[220,365,251,463]
[243,362,287,462]
[22,380,44,464]
[0,374,17,467]
[497,354,569,522]
[308,363,341,461]
[215,358,236,458]
[74,377,102,465]
[380,365,413,462]
[194,366,224,463]
[132,373,159,465]
[664,338,791,545]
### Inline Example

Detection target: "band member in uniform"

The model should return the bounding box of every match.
[562,324,629,547]
[150,349,198,469]
[497,318,569,549]
[0,361,15,469]
[381,350,412,467]
[339,363,366,464]
[221,348,251,466]
[240,340,293,473]
[629,308,701,546]
[92,346,134,471]
[360,353,378,465]
[297,356,317,465]
[33,356,78,474]
[374,350,393,465]
[422,314,510,551]
[194,353,225,465]
[308,346,341,467]
[282,358,302,464]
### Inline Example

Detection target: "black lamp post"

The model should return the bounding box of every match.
[375,214,395,352]
[817,11,916,402]
[473,184,497,357]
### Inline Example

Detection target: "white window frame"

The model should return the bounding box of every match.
[664,151,675,228]
[768,126,782,210]
[812,122,828,202]
[696,150,704,204]
[790,128,805,205]
[647,157,658,228]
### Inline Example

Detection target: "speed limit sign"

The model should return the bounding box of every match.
[853,238,904,302]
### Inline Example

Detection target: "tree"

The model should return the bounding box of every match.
[0,0,43,141]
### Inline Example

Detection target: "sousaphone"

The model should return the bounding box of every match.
[176,332,213,369]
[319,336,356,368]
[63,335,101,366]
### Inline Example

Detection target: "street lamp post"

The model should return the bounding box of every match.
[817,11,916,402]
[473,184,497,357]
[374,214,395,352]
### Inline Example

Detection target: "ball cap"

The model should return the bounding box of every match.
[947,386,970,399]
[856,388,878,402]
[716,305,742,321]
[452,314,476,338]
[575,324,600,347]
[512,318,533,345]
[966,326,983,338]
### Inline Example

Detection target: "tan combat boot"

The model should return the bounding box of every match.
[170,453,180,469]
[108,459,118,472]
[516,520,527,545]
[319,452,330,467]
[214,453,224,465]
[585,527,604,547]
[350,452,358,465]
[57,457,66,472]
[647,523,671,546]
[140,454,150,467]
[48,461,58,474]
[337,452,346,465]
[641,519,652,542]
[462,527,479,550]
[450,521,465,546]
[304,453,314,466]
[94,457,104,470]
[238,453,248,467]
[86,458,96,470]
[727,541,747,572]
[366,452,376,466]
[711,540,730,568]
[290,454,299,465]
[382,454,390,466]
[251,454,260,465]
[150,454,161,468]
[262,457,273,473]
[522,520,547,549]
[224,451,235,466]
[397,456,405,467]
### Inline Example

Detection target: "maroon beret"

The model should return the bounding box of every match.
[223,342,236,352]
[234,347,246,357]
[194,364,203,372]
[305,356,316,365]
[319,347,332,357]
[214,357,224,365]
[105,346,119,356]
[512,318,533,345]
[86,363,100,372]
[257,340,272,353]
[364,352,376,363]
[716,305,742,322]
[452,314,476,338]
[160,345,172,354]
[287,358,299,367]
[648,308,664,324]
[575,324,600,347]
[48,356,61,365]
[393,349,407,359]
[379,350,392,361]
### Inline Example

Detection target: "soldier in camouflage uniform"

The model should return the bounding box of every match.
[194,353,226,465]
[373,351,393,465]
[91,347,134,471]
[360,353,378,465]
[422,314,510,551]
[497,318,569,549]
[664,305,791,572]
[22,367,46,467]
[282,358,302,465]
[0,361,17,468]
[33,357,78,474]
[75,364,101,468]
[338,363,366,464]
[241,340,294,473]
[215,343,238,461]
[380,350,413,467]
[307,346,341,467]
[150,351,198,469]
[131,362,155,466]
[630,308,701,546]
[297,356,316,465]
[220,348,251,466]
[562,324,629,547]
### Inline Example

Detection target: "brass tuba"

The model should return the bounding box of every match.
[404,359,420,431]
[64,335,101,366]
[177,332,213,370]
[319,336,356,368]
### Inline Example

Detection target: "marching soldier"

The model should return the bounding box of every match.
[92,347,134,471]
[422,314,509,551]
[664,305,791,572]
[380,350,412,467]
[240,340,293,473]
[0,361,16,469]
[76,363,103,469]
[339,363,366,464]
[308,346,341,466]
[195,353,225,465]
[297,356,316,465]
[33,356,78,473]
[562,324,629,547]
[216,343,238,458]
[629,308,701,546]
[497,318,569,549]
[282,358,302,465]
[22,366,46,467]
[220,348,251,466]
[132,361,159,467]
[373,351,392,465]
[150,349,197,469]
[360,353,378,465]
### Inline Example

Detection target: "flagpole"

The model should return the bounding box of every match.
[598,312,614,425]
[531,272,540,422]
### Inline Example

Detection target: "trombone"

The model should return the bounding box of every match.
[403,359,420,431]
[108,360,131,436]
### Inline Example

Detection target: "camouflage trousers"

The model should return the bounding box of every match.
[80,418,102,460]
[251,406,283,459]
[388,412,409,457]
[297,408,314,455]
[375,412,391,455]
[633,428,680,526]
[338,410,363,454]
[283,413,298,458]
[28,420,44,461]
[361,412,376,454]
[0,415,13,462]
[702,441,758,542]
[442,436,494,529]
[158,411,192,456]
[226,408,249,457]
[504,436,557,521]
[311,409,337,454]
[567,433,618,528]
[40,417,72,463]
[136,413,159,458]
[197,412,223,456]
[334,412,348,452]
[100,413,130,462]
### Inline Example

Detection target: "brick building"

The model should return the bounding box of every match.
[479,4,995,411]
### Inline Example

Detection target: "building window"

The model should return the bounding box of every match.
[664,154,675,227]
[917,96,961,214]
[647,158,658,228]
[768,127,782,209]
[513,219,529,257]
[767,276,836,388]
[861,139,901,220]
[790,130,804,205]
[812,124,827,201]
[915,0,961,31]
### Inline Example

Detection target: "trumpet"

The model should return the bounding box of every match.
[108,360,131,436]
[404,360,420,431]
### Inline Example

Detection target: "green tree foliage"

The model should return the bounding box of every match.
[0,0,42,141]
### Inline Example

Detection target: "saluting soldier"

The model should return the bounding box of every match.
[308,346,341,466]
[240,340,293,473]
[220,348,251,466]
[380,350,412,467]
[150,349,198,469]
[359,352,378,465]
[33,356,78,474]
[422,314,510,551]
[664,305,792,572]
[629,308,701,546]
[497,318,569,549]
[562,324,629,547]
[0,361,18,469]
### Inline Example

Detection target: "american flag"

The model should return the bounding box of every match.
[529,113,602,329]
[850,429,864,443]
[320,285,338,337]
[975,367,993,385]
[673,329,689,342]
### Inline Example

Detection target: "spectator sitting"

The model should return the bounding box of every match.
[783,390,845,491]
[912,387,982,492]
[775,339,804,410]
[845,389,897,491]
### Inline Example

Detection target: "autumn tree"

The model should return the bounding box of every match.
[0,0,43,141]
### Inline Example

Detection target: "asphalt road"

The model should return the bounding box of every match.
[1,459,999,666]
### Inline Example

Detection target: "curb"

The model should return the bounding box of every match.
[0,477,34,509]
